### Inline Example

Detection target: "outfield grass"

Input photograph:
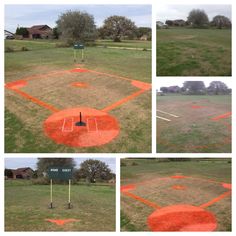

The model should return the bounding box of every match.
[156,95,231,153]
[5,39,151,153]
[5,180,115,231]
[156,28,231,76]
[121,159,231,231]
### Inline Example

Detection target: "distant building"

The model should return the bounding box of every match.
[4,30,15,39]
[140,34,148,41]
[11,167,34,179]
[27,25,52,39]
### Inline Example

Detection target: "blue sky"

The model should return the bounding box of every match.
[5,4,151,33]
[5,158,116,173]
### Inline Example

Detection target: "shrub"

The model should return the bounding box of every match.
[32,177,49,185]
[5,47,14,53]
[121,161,127,167]
[21,46,29,51]
[55,42,70,48]
[131,162,138,166]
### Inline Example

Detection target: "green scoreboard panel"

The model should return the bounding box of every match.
[48,167,73,180]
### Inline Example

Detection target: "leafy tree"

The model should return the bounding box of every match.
[183,81,206,94]
[15,27,29,37]
[135,27,151,40]
[165,20,173,26]
[160,87,168,93]
[75,159,113,183]
[56,10,97,44]
[101,15,137,42]
[187,9,209,28]
[37,158,76,177]
[207,81,229,95]
[211,15,231,29]
[52,27,59,39]
[5,169,13,178]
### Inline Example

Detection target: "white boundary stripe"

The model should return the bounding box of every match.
[87,118,98,132]
[156,116,171,122]
[157,109,179,118]
[62,117,74,132]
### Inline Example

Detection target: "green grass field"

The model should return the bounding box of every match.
[121,158,231,231]
[5,39,151,153]
[5,180,115,231]
[157,95,231,153]
[156,28,231,76]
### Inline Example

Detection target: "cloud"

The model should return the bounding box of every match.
[156,4,231,22]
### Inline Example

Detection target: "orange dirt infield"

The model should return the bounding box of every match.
[45,219,80,226]
[172,185,187,190]
[222,183,231,189]
[147,205,217,231]
[71,82,88,88]
[121,175,231,231]
[191,105,205,109]
[44,107,119,147]
[171,175,187,179]
[5,80,27,89]
[121,184,136,192]
[5,67,151,147]
[211,112,232,121]
[70,68,89,73]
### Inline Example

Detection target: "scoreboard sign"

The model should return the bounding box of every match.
[48,167,73,180]
[74,43,84,49]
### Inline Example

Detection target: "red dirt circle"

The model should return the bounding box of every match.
[147,204,217,232]
[44,107,119,147]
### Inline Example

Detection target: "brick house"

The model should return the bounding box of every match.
[12,167,34,179]
[27,25,52,39]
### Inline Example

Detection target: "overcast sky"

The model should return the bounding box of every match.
[5,4,151,33]
[156,5,231,22]
[156,79,232,91]
[5,158,116,173]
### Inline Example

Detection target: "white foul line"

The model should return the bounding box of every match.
[156,116,171,122]
[156,109,179,118]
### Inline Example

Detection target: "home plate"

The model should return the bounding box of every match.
[45,219,80,226]
[44,107,120,147]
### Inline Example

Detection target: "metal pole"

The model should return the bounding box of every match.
[68,179,71,209]
[50,179,53,209]
[81,49,84,62]
[74,50,76,63]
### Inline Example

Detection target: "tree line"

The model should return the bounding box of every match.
[15,10,151,44]
[157,9,231,29]
[5,158,115,184]
[159,81,231,95]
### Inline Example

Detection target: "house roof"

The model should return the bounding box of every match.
[12,167,33,175]
[27,25,52,34]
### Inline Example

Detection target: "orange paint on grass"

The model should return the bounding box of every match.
[199,191,231,208]
[5,80,27,89]
[123,191,161,209]
[171,175,187,179]
[44,107,119,147]
[191,105,205,109]
[222,183,231,190]
[147,205,217,232]
[102,89,146,112]
[211,112,232,121]
[172,185,187,190]
[121,184,136,192]
[46,219,80,226]
[131,80,151,90]
[70,68,89,73]
[87,69,132,82]
[71,82,88,88]
[8,88,59,113]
